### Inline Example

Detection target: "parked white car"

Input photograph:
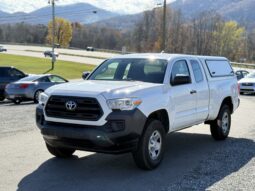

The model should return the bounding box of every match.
[238,72,255,94]
[36,53,239,169]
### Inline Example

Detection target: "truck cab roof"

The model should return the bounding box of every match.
[112,53,228,61]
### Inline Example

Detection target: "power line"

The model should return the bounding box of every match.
[0,8,99,21]
[0,10,100,23]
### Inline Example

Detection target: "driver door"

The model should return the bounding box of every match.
[169,59,197,130]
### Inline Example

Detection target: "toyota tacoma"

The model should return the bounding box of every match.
[36,54,239,169]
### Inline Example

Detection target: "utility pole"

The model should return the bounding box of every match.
[161,0,167,51]
[49,0,56,70]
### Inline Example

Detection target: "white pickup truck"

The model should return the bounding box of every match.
[36,53,239,170]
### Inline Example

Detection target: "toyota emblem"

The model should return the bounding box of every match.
[65,100,77,111]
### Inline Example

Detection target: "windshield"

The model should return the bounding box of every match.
[89,58,168,84]
[246,72,255,78]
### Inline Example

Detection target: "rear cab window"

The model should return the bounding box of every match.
[206,60,234,77]
[190,60,204,83]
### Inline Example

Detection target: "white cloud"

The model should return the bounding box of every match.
[0,0,175,14]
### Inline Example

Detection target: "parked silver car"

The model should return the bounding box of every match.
[5,74,68,104]
[238,72,255,94]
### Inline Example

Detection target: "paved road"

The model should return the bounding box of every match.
[1,45,255,74]
[1,45,118,65]
[0,95,254,191]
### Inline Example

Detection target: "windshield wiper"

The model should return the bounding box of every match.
[124,78,141,82]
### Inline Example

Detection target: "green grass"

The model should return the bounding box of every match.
[0,54,96,79]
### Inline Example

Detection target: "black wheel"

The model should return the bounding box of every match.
[46,143,75,158]
[34,90,44,103]
[132,119,166,170]
[13,98,22,105]
[210,105,231,140]
[0,96,4,101]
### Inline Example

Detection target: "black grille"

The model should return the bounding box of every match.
[45,96,103,121]
[242,83,254,86]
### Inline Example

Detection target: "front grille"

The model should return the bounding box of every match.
[240,89,254,92]
[242,83,254,86]
[45,96,103,121]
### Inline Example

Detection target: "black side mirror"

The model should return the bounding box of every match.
[82,71,90,80]
[171,75,191,86]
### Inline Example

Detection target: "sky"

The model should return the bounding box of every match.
[0,0,175,14]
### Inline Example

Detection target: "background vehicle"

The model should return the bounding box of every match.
[238,72,255,94]
[86,46,94,51]
[44,51,59,58]
[235,70,249,80]
[36,54,239,170]
[5,74,68,104]
[54,43,60,48]
[82,71,90,80]
[0,46,7,52]
[0,67,27,101]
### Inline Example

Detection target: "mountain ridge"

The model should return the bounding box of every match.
[0,3,119,24]
[0,0,255,29]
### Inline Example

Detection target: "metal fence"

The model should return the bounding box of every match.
[231,62,255,70]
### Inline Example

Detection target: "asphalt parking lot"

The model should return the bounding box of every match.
[0,95,254,191]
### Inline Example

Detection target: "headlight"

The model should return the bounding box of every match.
[107,98,142,111]
[39,92,49,105]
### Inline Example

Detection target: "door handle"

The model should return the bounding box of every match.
[190,90,197,94]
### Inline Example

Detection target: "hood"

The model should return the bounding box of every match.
[45,80,162,99]
[239,78,255,83]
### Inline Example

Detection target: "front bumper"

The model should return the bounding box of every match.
[36,105,147,154]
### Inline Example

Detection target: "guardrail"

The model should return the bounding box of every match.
[231,62,255,70]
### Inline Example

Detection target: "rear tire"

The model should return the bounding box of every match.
[132,119,166,170]
[46,143,75,158]
[210,105,231,140]
[13,98,21,105]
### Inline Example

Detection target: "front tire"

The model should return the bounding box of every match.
[34,90,44,103]
[132,119,166,170]
[0,96,4,101]
[210,105,231,140]
[46,143,75,158]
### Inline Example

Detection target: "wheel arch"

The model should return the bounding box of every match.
[146,109,170,133]
[220,96,233,114]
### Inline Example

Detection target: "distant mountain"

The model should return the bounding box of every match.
[94,0,255,30]
[1,0,255,30]
[171,0,255,26]
[92,13,144,30]
[0,10,8,17]
[0,3,119,24]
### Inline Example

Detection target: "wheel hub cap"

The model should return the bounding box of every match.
[221,112,229,134]
[148,130,162,160]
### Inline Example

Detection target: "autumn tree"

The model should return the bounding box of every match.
[213,21,245,60]
[46,17,72,48]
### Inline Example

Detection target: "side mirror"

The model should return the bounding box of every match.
[171,75,191,86]
[82,71,90,80]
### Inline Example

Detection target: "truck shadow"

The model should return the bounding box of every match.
[17,132,255,191]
